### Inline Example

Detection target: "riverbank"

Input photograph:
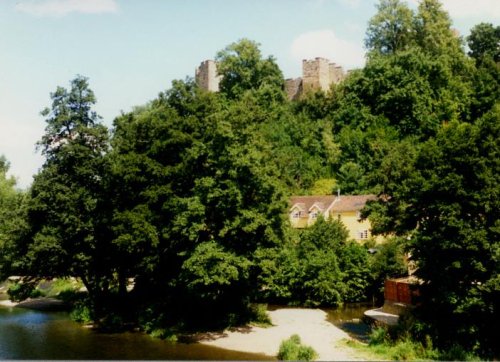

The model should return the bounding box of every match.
[0,297,67,311]
[196,308,372,361]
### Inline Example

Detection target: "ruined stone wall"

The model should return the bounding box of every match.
[302,57,331,93]
[329,63,345,85]
[195,60,221,92]
[285,78,303,101]
[195,57,346,99]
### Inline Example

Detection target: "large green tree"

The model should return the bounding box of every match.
[0,156,27,280]
[365,0,415,56]
[110,76,288,327]
[22,76,112,316]
[215,38,284,99]
[414,0,464,59]
[366,109,500,357]
[467,22,500,63]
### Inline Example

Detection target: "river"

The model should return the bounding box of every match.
[0,306,272,360]
[0,299,372,360]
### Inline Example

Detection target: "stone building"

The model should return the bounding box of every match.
[195,60,221,92]
[195,57,346,99]
[286,57,346,100]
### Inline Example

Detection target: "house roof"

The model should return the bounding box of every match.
[289,195,337,214]
[329,195,377,212]
[290,203,307,212]
[289,194,376,214]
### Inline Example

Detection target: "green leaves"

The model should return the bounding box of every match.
[467,23,500,63]
[365,0,415,56]
[367,110,500,355]
[216,38,284,99]
[180,241,251,300]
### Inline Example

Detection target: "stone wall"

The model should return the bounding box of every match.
[302,57,331,93]
[285,77,303,101]
[195,60,221,92]
[195,57,346,99]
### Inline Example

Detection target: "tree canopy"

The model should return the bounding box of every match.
[2,2,499,357]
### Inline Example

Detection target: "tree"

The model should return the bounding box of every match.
[365,0,415,56]
[110,77,289,327]
[366,110,500,357]
[215,38,284,99]
[257,217,371,307]
[414,0,463,59]
[22,76,112,317]
[467,22,500,63]
[0,156,27,280]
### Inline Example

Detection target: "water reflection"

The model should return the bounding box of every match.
[0,301,374,359]
[0,307,272,360]
[325,302,374,342]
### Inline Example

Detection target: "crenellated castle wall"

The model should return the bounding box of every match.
[195,60,221,92]
[196,57,346,100]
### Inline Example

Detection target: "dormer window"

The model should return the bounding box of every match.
[310,212,318,219]
[292,211,300,218]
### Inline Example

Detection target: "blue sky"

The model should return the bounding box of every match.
[1,0,499,188]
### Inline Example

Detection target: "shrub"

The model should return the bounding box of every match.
[70,302,93,324]
[150,328,178,342]
[369,327,389,345]
[277,334,318,361]
[7,282,41,302]
[249,304,271,327]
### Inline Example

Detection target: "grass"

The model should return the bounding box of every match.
[40,278,83,299]
[340,327,481,361]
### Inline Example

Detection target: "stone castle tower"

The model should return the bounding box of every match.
[286,57,345,100]
[195,57,345,100]
[195,60,221,92]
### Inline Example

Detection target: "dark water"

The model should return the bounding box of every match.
[325,302,374,342]
[0,299,373,360]
[0,306,272,360]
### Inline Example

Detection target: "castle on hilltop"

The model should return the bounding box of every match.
[195,57,346,100]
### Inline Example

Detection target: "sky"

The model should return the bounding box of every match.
[1,0,499,189]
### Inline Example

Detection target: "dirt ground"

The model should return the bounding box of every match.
[198,307,371,361]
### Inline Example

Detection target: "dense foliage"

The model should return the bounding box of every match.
[0,0,498,357]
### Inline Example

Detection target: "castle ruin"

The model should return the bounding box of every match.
[285,58,346,100]
[195,60,221,92]
[195,57,345,100]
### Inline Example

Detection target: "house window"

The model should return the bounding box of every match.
[358,230,369,239]
[337,214,341,221]
[292,212,300,218]
[310,212,318,219]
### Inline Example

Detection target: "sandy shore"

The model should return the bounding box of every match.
[0,297,67,310]
[198,308,368,361]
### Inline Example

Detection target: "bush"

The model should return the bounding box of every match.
[150,328,178,342]
[70,302,93,324]
[7,282,41,302]
[277,334,318,361]
[369,327,389,346]
[249,304,271,327]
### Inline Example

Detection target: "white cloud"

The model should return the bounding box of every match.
[15,0,118,17]
[291,30,366,69]
[407,0,500,19]
[442,0,500,19]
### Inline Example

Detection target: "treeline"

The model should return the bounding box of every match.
[0,0,498,358]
